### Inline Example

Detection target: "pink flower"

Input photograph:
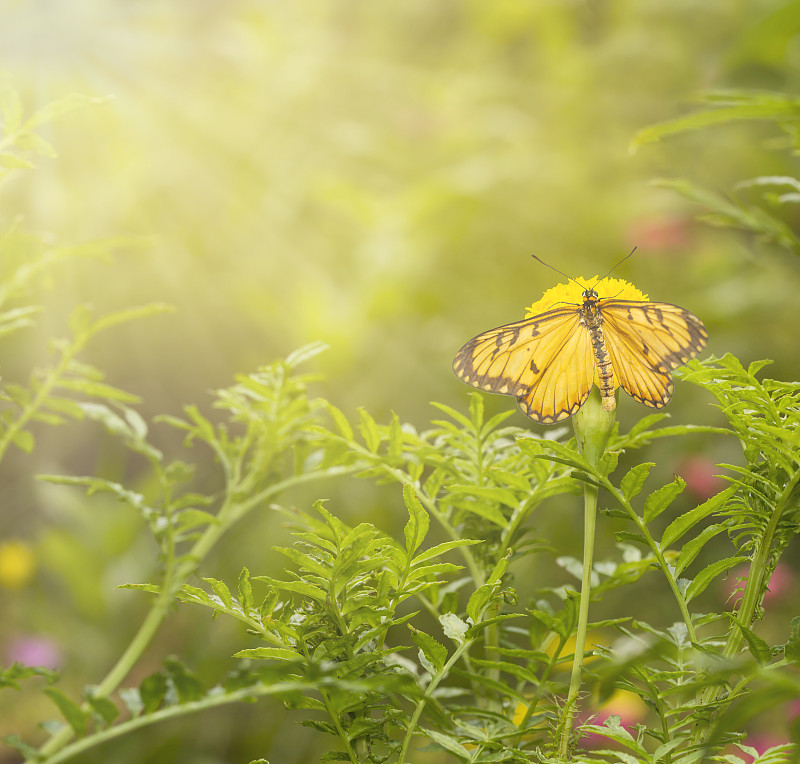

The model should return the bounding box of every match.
[676,456,725,501]
[726,563,794,606]
[5,635,62,669]
[625,216,691,253]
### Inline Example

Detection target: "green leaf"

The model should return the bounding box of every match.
[285,340,328,368]
[0,662,58,690]
[238,567,253,618]
[326,402,353,440]
[673,522,731,576]
[253,576,327,602]
[440,612,469,644]
[139,671,168,713]
[784,617,800,663]
[11,428,34,453]
[203,578,233,610]
[402,483,430,555]
[420,727,471,759]
[2,734,42,760]
[685,556,748,603]
[410,538,481,564]
[164,659,205,703]
[466,582,498,623]
[235,647,303,663]
[731,620,771,664]
[357,407,380,452]
[620,462,654,501]
[643,477,685,524]
[409,626,447,674]
[660,486,736,549]
[0,152,33,169]
[631,92,800,151]
[87,693,119,726]
[44,688,90,736]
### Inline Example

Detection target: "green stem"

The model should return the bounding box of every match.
[556,481,598,760]
[397,639,474,764]
[33,681,314,764]
[553,387,613,760]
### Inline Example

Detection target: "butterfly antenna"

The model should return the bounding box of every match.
[599,246,637,282]
[531,254,586,290]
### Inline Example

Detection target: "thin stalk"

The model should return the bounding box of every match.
[556,481,598,760]
[32,681,315,764]
[397,639,474,764]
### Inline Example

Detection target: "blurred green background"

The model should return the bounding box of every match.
[2,1,800,761]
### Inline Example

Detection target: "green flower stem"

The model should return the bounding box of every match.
[557,481,598,760]
[556,388,614,760]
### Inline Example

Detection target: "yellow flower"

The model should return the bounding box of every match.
[0,539,36,589]
[524,276,647,318]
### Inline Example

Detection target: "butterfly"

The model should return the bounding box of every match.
[452,279,708,424]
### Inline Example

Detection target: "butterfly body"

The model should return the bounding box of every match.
[453,284,707,424]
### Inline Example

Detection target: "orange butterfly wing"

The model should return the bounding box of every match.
[452,307,595,423]
[599,300,708,408]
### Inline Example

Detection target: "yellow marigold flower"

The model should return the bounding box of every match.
[0,539,36,589]
[524,276,648,319]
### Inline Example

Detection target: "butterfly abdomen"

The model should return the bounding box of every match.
[581,294,616,412]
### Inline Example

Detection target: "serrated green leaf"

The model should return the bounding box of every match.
[0,152,33,169]
[620,463,654,501]
[406,562,462,582]
[285,340,328,368]
[164,659,205,703]
[660,486,736,549]
[238,567,253,618]
[203,578,233,610]
[731,620,771,664]
[402,483,429,555]
[685,556,748,603]
[235,647,303,662]
[410,538,481,564]
[409,626,447,674]
[326,402,353,440]
[466,582,497,623]
[253,576,327,602]
[174,508,218,532]
[674,522,730,575]
[0,662,58,690]
[44,688,90,736]
[1,734,42,760]
[357,407,380,452]
[420,727,471,759]
[86,694,119,726]
[643,477,685,524]
[139,671,168,713]
[785,616,800,663]
[57,377,141,403]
